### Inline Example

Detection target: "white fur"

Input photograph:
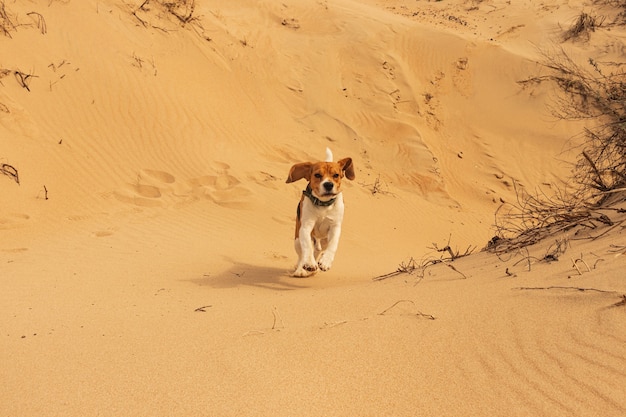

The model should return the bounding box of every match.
[293,193,345,277]
[325,147,333,162]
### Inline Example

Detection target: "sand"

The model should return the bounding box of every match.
[1,0,625,415]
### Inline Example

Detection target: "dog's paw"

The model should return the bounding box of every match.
[293,268,309,277]
[318,254,334,271]
[318,261,331,271]
[293,265,317,277]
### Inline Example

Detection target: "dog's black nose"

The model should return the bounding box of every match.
[323,182,334,191]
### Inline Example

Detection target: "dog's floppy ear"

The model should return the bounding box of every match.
[286,162,312,183]
[338,157,355,180]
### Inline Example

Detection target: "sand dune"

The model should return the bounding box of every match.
[1,0,625,415]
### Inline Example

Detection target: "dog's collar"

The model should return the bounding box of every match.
[303,184,336,207]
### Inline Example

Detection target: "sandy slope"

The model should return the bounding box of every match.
[1,0,625,415]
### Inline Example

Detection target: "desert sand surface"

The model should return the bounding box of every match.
[1,0,625,415]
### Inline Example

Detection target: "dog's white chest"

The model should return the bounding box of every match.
[303,194,344,238]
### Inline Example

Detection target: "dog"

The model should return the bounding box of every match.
[286,148,355,277]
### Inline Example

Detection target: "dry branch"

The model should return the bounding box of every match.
[360,174,393,196]
[372,257,427,281]
[26,12,46,34]
[374,236,473,281]
[133,0,199,29]
[132,0,150,27]
[14,70,37,91]
[613,295,626,307]
[163,0,197,25]
[378,300,436,320]
[514,286,623,296]
[0,1,16,37]
[486,181,594,253]
[271,306,285,330]
[429,234,475,260]
[1,163,19,184]
[446,264,468,279]
[571,255,591,275]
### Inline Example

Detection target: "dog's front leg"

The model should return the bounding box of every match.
[293,223,318,277]
[318,223,342,271]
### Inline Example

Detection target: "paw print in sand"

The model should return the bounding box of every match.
[113,164,252,209]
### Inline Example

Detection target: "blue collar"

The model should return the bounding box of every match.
[303,184,336,207]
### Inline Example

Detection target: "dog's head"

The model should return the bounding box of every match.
[286,157,355,200]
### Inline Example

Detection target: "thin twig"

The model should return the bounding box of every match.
[612,295,626,307]
[573,255,591,273]
[321,320,348,329]
[242,330,265,337]
[26,12,46,34]
[378,300,436,320]
[378,300,415,315]
[14,70,37,91]
[1,163,19,184]
[271,306,284,330]
[447,263,468,279]
[514,286,621,294]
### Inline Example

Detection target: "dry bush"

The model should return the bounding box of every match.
[0,0,16,37]
[489,48,625,253]
[496,2,626,254]
[162,0,196,25]
[563,12,604,42]
[133,0,198,28]
[374,235,474,281]
[486,182,596,253]
[595,0,626,25]
[0,2,47,36]
[535,53,626,200]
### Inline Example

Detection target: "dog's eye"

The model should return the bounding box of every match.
[333,173,340,178]
[314,173,322,179]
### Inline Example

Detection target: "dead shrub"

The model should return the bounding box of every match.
[562,12,604,42]
[0,0,16,37]
[489,47,626,253]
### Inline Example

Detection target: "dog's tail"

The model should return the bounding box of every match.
[325,147,333,162]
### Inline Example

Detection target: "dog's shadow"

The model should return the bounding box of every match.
[189,258,308,291]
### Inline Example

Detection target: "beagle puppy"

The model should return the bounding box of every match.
[286,148,355,277]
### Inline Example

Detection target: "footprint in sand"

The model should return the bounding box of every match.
[452,56,473,97]
[112,169,176,208]
[0,214,30,253]
[132,183,162,198]
[140,169,176,184]
[1,247,28,253]
[113,164,252,209]
[187,162,253,209]
[0,213,30,230]
[92,230,114,237]
[113,183,164,207]
[209,161,231,172]
[248,171,280,189]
